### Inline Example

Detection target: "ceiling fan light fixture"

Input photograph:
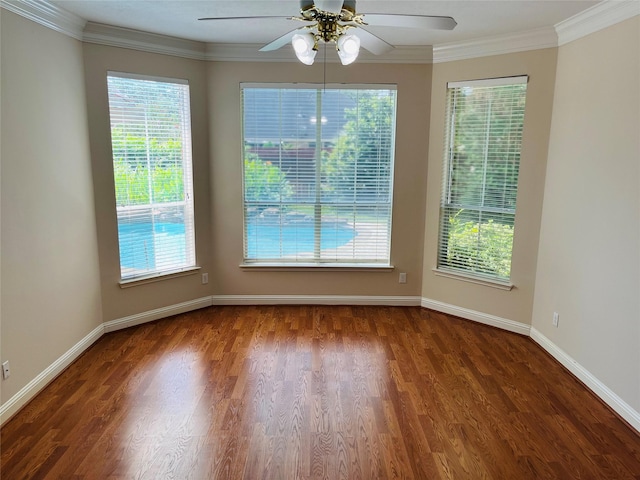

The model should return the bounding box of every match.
[200,1,457,64]
[292,33,317,65]
[337,33,360,65]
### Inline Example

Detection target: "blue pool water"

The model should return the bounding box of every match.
[118,222,186,271]
[118,221,356,269]
[246,223,356,258]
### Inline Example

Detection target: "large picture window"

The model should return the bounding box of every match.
[241,84,397,265]
[107,73,196,280]
[437,76,528,282]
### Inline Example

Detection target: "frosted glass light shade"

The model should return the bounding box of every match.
[337,33,360,65]
[292,33,317,65]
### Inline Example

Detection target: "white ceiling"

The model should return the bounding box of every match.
[51,0,600,47]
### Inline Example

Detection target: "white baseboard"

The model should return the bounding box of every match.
[0,323,105,425]
[103,296,213,333]
[211,295,422,306]
[530,328,640,432]
[421,297,531,336]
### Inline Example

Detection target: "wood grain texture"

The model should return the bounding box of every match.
[2,306,639,479]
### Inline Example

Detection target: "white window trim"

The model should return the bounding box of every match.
[107,72,197,282]
[119,266,201,288]
[432,267,514,290]
[437,75,528,284]
[447,75,528,89]
[239,263,394,271]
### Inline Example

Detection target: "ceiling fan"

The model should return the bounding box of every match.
[199,0,456,65]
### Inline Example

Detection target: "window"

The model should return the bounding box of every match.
[241,84,397,265]
[107,73,196,281]
[437,76,528,282]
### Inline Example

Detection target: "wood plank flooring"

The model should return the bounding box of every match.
[2,306,639,479]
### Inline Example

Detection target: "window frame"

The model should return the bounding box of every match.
[106,71,197,284]
[240,83,398,268]
[435,75,528,286]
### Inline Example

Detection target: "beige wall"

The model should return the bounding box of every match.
[78,47,432,318]
[1,12,103,403]
[208,61,430,297]
[82,44,213,322]
[421,49,558,325]
[532,17,640,412]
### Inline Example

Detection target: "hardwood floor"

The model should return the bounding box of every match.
[2,306,639,479]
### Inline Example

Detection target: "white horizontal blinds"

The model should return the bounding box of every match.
[242,85,396,263]
[319,89,395,261]
[438,76,528,281]
[107,73,196,279]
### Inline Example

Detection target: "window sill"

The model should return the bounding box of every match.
[240,263,394,272]
[119,267,201,288]
[432,268,514,291]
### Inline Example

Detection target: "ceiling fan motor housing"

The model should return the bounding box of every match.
[298,0,359,43]
[316,12,340,42]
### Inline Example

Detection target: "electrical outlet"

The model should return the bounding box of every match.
[202,273,209,285]
[399,272,407,284]
[2,361,10,380]
[552,312,559,327]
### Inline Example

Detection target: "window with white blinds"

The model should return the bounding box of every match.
[437,76,528,282]
[107,73,196,280]
[241,84,397,264]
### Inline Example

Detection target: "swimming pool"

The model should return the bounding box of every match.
[118,222,187,272]
[118,220,356,270]
[245,222,356,258]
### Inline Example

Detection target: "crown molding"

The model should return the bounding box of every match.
[555,0,640,46]
[433,26,558,63]
[354,45,433,64]
[205,43,294,62]
[0,0,85,40]
[83,22,207,60]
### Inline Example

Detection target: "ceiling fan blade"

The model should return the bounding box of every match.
[198,15,291,21]
[362,14,457,30]
[259,27,309,52]
[314,0,344,14]
[353,28,394,55]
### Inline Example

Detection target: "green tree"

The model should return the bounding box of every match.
[448,84,526,216]
[323,91,395,202]
[243,150,293,203]
[111,129,184,206]
[108,76,189,208]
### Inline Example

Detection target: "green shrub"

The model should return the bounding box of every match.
[244,153,293,203]
[113,161,184,206]
[111,128,185,206]
[445,214,514,279]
